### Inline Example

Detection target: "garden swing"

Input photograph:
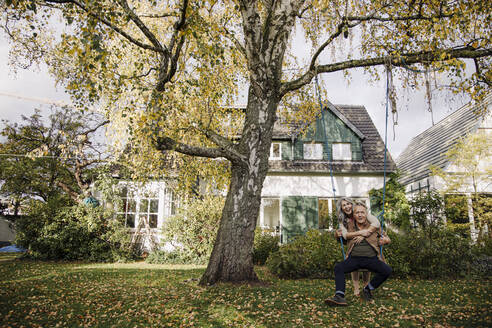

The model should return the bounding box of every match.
[313,66,392,259]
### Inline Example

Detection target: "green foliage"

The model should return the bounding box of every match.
[431,130,492,238]
[408,190,444,232]
[146,249,207,265]
[384,228,491,279]
[252,228,280,265]
[15,199,134,262]
[444,194,472,237]
[266,230,341,279]
[472,194,492,239]
[0,108,107,206]
[161,195,224,262]
[444,194,469,224]
[369,172,410,229]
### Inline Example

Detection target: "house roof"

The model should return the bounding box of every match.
[270,103,397,174]
[396,95,491,186]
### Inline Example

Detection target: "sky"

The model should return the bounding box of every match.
[0,32,471,160]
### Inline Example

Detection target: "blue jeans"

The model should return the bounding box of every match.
[334,256,392,294]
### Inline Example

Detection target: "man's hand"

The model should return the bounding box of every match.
[353,236,364,244]
[378,235,391,245]
[335,229,343,238]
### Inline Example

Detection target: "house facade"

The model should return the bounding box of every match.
[259,102,396,243]
[396,95,492,239]
[109,102,396,247]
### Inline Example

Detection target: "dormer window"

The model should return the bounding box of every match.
[303,143,323,160]
[332,143,352,160]
[270,142,282,160]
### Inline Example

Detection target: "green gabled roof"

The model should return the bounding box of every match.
[271,103,396,174]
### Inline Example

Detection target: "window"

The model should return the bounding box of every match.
[303,143,323,160]
[270,142,282,160]
[318,198,338,230]
[116,184,159,229]
[332,143,352,160]
[318,198,330,229]
[117,186,137,228]
[260,198,280,233]
[139,197,159,228]
[165,188,178,216]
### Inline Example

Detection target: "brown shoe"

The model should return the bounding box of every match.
[324,294,348,306]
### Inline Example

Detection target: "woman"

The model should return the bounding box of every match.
[334,198,380,297]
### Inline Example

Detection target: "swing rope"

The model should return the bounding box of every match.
[313,65,391,259]
[379,63,392,257]
[314,75,346,260]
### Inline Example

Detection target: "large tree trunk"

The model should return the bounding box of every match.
[199,91,278,285]
[199,0,299,285]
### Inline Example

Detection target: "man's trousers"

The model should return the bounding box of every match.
[334,255,392,294]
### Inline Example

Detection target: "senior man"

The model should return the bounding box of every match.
[325,202,391,306]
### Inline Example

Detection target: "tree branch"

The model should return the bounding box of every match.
[117,0,166,54]
[56,180,80,202]
[155,136,227,159]
[309,20,360,70]
[155,0,189,92]
[43,0,166,54]
[201,128,246,163]
[345,12,454,23]
[474,58,491,87]
[223,26,246,56]
[281,47,492,95]
[81,119,109,137]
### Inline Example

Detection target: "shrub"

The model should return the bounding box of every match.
[253,229,280,265]
[470,238,492,276]
[15,199,135,262]
[266,229,342,279]
[384,228,479,279]
[265,226,490,280]
[145,249,207,265]
[161,195,223,263]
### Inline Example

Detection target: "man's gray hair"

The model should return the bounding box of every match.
[353,201,367,209]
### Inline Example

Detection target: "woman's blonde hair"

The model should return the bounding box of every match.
[335,197,354,228]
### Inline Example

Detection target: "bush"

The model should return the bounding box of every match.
[265,226,491,280]
[15,199,135,262]
[384,228,483,279]
[145,249,207,265]
[161,195,223,263]
[470,238,492,276]
[266,229,342,279]
[252,229,280,265]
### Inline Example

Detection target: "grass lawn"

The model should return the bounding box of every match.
[0,254,490,328]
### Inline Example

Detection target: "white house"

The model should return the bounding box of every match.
[396,95,492,239]
[259,101,396,242]
[110,101,396,247]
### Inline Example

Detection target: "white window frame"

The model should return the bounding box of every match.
[332,143,352,161]
[138,196,159,229]
[259,197,281,234]
[269,142,282,160]
[303,143,323,160]
[116,183,161,230]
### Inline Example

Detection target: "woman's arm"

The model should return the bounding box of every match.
[340,224,372,239]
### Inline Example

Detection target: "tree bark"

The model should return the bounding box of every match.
[199,89,278,285]
[199,0,299,285]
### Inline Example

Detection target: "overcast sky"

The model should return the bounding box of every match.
[0,33,470,159]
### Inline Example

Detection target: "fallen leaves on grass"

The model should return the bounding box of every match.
[0,255,490,327]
